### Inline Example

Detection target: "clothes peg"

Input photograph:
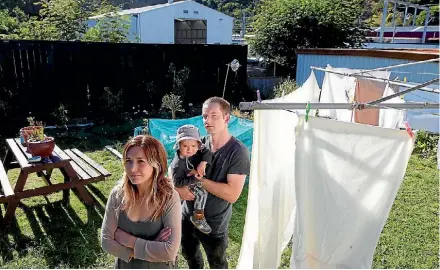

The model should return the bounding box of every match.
[305,102,311,122]
[256,89,261,102]
[405,121,413,138]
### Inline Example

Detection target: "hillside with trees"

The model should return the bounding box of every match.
[0,0,437,61]
[1,0,437,31]
[0,0,132,42]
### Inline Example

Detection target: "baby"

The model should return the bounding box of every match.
[170,124,212,234]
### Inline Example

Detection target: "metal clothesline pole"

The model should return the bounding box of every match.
[239,102,439,111]
[350,58,440,75]
[240,78,440,111]
[222,64,230,98]
[367,78,440,105]
[310,66,440,94]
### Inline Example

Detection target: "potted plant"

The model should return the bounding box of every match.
[26,131,55,158]
[20,117,44,146]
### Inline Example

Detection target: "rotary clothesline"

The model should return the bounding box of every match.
[240,79,439,111]
[237,57,439,270]
[311,57,440,94]
[350,58,440,74]
[241,58,440,112]
[240,101,439,111]
[239,101,439,124]
[407,92,438,103]
[310,66,440,94]
[382,71,440,76]
[369,78,439,105]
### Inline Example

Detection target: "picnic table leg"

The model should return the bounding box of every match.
[63,164,95,205]
[75,186,95,205]
[46,169,53,180]
[4,171,28,225]
[1,150,12,197]
[38,169,53,186]
[3,149,13,172]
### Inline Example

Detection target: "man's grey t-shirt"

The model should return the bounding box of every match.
[181,135,251,235]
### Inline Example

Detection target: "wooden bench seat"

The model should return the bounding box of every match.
[64,148,111,184]
[0,163,14,204]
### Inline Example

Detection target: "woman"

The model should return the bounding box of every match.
[101,135,182,269]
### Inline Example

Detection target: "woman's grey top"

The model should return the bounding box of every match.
[101,185,182,269]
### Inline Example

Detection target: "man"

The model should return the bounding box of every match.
[174,96,251,269]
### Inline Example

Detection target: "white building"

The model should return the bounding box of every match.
[88,0,234,44]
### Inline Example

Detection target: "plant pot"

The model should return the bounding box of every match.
[20,126,44,146]
[27,137,55,158]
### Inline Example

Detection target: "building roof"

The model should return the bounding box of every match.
[295,48,440,61]
[90,0,233,20]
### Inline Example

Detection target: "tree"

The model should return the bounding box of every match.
[0,0,131,43]
[0,0,28,11]
[0,8,27,39]
[195,0,257,34]
[161,93,184,119]
[83,0,132,43]
[195,0,256,18]
[416,5,439,26]
[21,0,90,41]
[250,0,368,69]
[0,0,41,15]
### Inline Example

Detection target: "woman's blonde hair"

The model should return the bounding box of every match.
[118,135,173,221]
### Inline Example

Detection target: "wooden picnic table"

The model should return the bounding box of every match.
[0,138,111,225]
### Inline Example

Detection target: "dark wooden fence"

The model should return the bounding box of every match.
[0,40,250,135]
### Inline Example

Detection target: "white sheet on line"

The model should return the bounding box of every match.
[319,66,390,122]
[378,83,405,129]
[290,116,415,269]
[237,72,320,269]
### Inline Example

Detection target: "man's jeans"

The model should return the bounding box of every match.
[180,217,228,269]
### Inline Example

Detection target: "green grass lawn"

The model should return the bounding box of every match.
[0,144,438,268]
